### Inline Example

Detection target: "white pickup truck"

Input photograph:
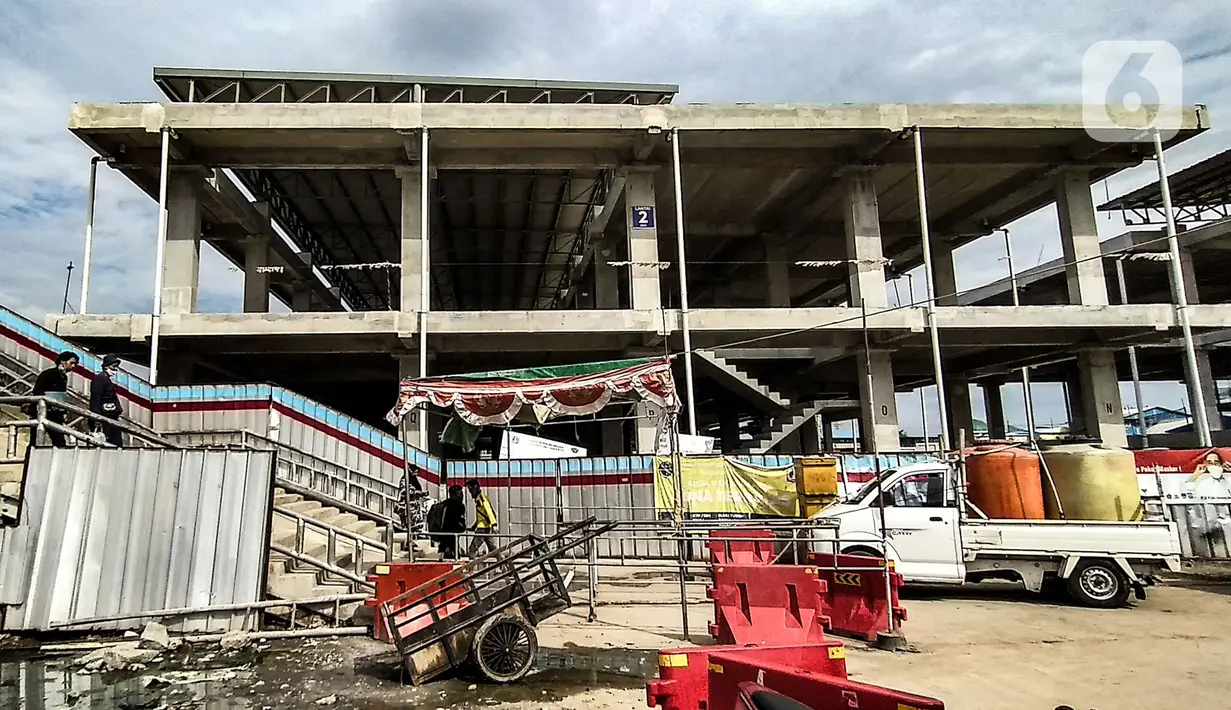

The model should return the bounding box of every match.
[815,461,1183,607]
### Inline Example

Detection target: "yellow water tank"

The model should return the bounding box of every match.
[795,456,840,517]
[1040,442,1142,521]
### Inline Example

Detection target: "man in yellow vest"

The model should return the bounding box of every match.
[465,479,499,558]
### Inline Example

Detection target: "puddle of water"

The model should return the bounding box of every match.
[0,654,254,710]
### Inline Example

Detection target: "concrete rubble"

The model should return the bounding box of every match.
[73,641,161,673]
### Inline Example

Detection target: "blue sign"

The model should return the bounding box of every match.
[631,206,656,230]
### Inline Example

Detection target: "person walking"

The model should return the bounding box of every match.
[30,351,78,447]
[439,484,467,560]
[465,479,499,558]
[90,354,124,447]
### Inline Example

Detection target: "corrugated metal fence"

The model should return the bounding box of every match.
[0,448,275,633]
[447,452,938,559]
[1166,503,1231,559]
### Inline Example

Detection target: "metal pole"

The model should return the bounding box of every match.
[80,156,101,313]
[861,299,894,635]
[61,263,74,314]
[1115,257,1150,448]
[418,129,431,451]
[1001,229,1037,441]
[670,128,699,436]
[913,128,950,451]
[1154,129,1212,447]
[149,127,172,385]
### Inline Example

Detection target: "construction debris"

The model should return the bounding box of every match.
[73,641,161,673]
[219,630,252,651]
[140,620,171,649]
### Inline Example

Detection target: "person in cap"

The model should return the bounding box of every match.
[90,354,124,446]
[30,351,79,447]
[465,479,499,558]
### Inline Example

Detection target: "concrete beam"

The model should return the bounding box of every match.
[70,102,1210,135]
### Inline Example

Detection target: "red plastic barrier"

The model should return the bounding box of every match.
[710,657,943,710]
[707,528,776,566]
[807,553,906,642]
[707,565,830,646]
[646,642,849,710]
[364,562,459,642]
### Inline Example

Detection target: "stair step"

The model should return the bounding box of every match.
[273,492,303,506]
[281,500,324,514]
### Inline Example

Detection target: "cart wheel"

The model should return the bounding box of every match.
[471,614,538,683]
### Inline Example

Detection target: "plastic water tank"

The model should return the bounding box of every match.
[963,444,1045,519]
[1040,441,1142,521]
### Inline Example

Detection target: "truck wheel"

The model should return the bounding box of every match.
[1066,559,1130,608]
[470,613,538,683]
[843,546,883,558]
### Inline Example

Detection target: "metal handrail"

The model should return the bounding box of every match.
[0,395,177,449]
[162,428,400,511]
[274,502,392,576]
[269,543,371,590]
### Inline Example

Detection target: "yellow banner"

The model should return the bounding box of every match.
[654,455,798,519]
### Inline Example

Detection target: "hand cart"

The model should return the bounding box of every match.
[380,517,617,685]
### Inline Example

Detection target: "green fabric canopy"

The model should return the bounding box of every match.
[431,357,658,382]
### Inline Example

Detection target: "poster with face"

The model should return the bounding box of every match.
[1135,448,1231,503]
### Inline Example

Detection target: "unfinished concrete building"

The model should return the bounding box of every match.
[49,68,1229,456]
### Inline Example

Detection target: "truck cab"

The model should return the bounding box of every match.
[821,462,965,583]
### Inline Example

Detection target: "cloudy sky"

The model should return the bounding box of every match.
[2,0,1228,433]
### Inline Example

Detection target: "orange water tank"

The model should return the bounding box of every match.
[963,444,1045,519]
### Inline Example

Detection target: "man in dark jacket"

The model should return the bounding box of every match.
[440,484,467,560]
[90,354,124,447]
[30,351,78,447]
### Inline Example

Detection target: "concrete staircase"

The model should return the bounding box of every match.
[696,349,827,454]
[695,350,789,409]
[266,485,437,624]
[735,400,827,454]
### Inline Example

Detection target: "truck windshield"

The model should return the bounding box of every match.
[847,469,896,502]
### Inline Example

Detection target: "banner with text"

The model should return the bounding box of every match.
[654,455,798,520]
[1135,448,1231,502]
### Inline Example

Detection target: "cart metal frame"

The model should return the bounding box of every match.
[381,517,618,684]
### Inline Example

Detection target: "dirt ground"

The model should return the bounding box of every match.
[3,577,1230,709]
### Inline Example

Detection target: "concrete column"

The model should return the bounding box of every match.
[765,240,791,307]
[857,349,900,451]
[821,416,836,452]
[1176,247,1220,431]
[1064,369,1086,436]
[1077,349,1127,447]
[397,355,425,450]
[161,173,202,314]
[931,238,958,306]
[291,283,312,312]
[984,381,1007,440]
[720,409,741,453]
[635,400,664,454]
[625,170,661,310]
[243,235,271,313]
[800,417,822,455]
[1178,246,1201,303]
[946,378,976,444]
[1194,349,1224,433]
[1055,170,1109,305]
[842,170,888,308]
[399,168,425,313]
[594,240,620,309]
[601,418,624,455]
